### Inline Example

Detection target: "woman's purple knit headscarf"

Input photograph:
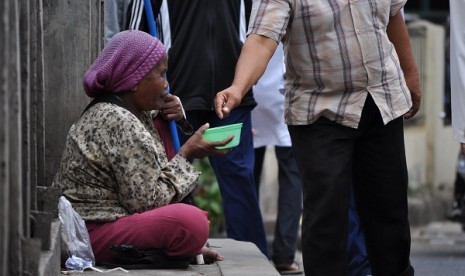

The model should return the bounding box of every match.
[83,30,166,97]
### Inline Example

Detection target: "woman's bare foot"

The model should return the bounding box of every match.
[201,246,224,264]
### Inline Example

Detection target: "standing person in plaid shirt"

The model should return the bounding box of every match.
[214,1,421,275]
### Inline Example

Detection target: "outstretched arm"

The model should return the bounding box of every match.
[387,11,422,120]
[214,34,278,118]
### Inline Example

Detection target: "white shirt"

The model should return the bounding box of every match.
[451,0,465,143]
[252,44,292,148]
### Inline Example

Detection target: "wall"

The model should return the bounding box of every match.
[0,1,102,275]
[404,20,457,191]
[42,0,103,185]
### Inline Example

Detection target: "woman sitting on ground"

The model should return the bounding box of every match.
[52,30,232,265]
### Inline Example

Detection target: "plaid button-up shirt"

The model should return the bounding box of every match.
[248,0,412,128]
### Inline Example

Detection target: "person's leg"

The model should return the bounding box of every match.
[353,96,413,276]
[273,145,371,274]
[86,203,209,264]
[449,152,465,220]
[209,108,269,257]
[272,146,302,267]
[288,119,355,275]
[454,152,465,198]
[347,186,371,276]
[254,146,267,197]
[448,172,465,220]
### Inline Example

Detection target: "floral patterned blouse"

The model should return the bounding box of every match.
[52,102,200,222]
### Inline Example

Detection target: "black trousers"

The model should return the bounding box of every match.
[288,95,413,276]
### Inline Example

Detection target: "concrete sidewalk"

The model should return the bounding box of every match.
[61,239,280,276]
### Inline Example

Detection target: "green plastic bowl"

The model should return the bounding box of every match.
[202,123,243,149]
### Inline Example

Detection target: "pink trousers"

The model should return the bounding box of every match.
[86,203,210,264]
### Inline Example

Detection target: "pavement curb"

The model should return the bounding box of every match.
[63,238,279,276]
